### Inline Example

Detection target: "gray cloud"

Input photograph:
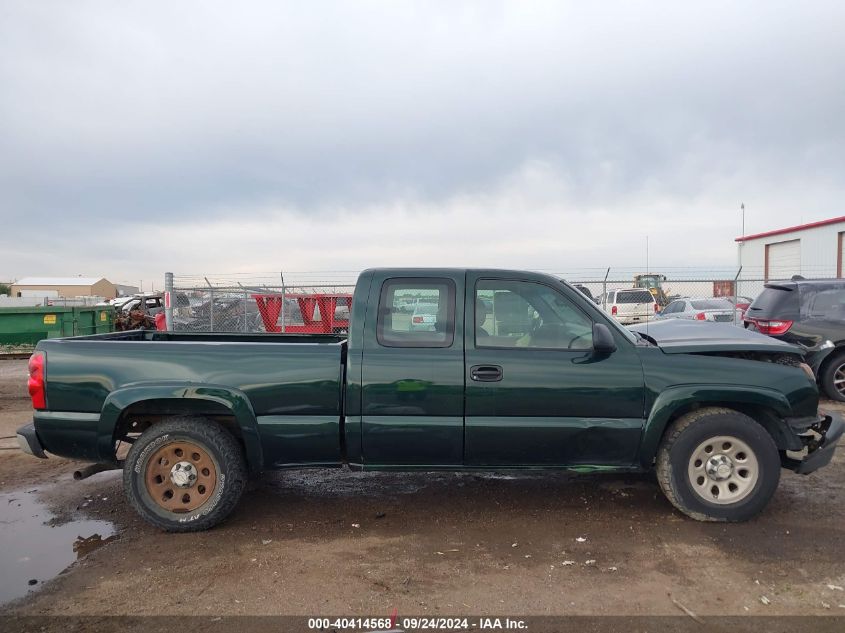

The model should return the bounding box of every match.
[1,1,844,281]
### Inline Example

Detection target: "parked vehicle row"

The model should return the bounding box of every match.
[601,293,748,327]
[596,276,845,403]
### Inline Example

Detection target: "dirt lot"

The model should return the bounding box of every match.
[1,357,845,622]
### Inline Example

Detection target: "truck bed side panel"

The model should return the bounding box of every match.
[39,338,344,467]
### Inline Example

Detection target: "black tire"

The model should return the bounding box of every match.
[123,416,247,532]
[820,350,845,402]
[656,407,780,522]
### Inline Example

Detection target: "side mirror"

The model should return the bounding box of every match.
[593,323,617,354]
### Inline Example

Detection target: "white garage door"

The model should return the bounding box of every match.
[766,239,801,280]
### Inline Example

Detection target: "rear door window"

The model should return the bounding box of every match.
[663,301,684,314]
[377,278,456,348]
[802,287,845,321]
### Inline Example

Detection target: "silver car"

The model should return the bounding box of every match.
[410,302,440,331]
[658,298,742,325]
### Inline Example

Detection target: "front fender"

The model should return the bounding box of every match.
[637,385,792,468]
[97,383,263,473]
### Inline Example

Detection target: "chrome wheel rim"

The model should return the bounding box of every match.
[687,435,759,505]
[833,363,845,396]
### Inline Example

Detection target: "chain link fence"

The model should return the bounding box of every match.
[166,274,355,334]
[165,267,839,333]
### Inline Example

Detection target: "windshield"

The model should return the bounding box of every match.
[558,280,637,344]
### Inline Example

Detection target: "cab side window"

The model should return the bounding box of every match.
[475,280,593,350]
[377,278,456,348]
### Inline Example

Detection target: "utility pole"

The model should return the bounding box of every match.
[738,203,745,297]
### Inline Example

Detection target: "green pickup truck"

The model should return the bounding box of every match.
[17,268,843,531]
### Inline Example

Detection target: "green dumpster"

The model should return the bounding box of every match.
[0,306,114,346]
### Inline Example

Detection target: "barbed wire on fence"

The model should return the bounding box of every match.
[172,265,841,287]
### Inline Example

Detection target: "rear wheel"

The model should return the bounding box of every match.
[656,407,780,522]
[124,417,247,532]
[820,350,845,402]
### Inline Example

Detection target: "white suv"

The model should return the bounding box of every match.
[602,289,658,325]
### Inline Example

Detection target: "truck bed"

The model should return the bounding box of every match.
[35,331,347,468]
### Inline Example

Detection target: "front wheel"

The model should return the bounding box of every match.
[656,407,780,522]
[123,417,247,532]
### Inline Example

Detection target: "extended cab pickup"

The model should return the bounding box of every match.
[17,268,843,531]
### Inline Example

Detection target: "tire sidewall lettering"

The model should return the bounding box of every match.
[179,473,225,522]
[134,433,170,474]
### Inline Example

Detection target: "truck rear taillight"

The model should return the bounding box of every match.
[611,306,618,316]
[654,303,659,312]
[752,319,793,335]
[28,351,46,410]
[695,312,706,320]
[412,316,423,323]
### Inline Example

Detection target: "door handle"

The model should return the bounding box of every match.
[470,364,503,382]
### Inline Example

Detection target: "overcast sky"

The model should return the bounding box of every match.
[2,1,844,285]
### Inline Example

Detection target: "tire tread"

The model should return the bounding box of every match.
[656,406,778,522]
[820,349,845,402]
[123,416,247,532]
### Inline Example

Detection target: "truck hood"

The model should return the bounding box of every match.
[628,319,801,354]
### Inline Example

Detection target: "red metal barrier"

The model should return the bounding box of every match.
[252,293,351,334]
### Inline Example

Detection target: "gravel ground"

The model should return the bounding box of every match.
[1,358,844,622]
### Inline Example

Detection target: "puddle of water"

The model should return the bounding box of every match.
[0,489,116,605]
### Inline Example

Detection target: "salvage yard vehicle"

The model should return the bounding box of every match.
[601,288,659,325]
[17,268,843,531]
[657,298,742,325]
[110,293,164,316]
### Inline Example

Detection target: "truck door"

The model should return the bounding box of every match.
[360,272,465,466]
[464,274,645,466]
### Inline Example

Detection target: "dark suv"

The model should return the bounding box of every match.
[745,278,845,400]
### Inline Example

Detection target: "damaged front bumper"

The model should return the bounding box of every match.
[782,412,844,474]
